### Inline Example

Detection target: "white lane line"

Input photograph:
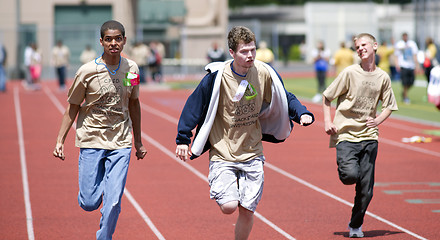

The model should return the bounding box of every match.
[124,189,166,240]
[379,138,440,158]
[44,87,165,240]
[14,87,35,240]
[140,132,296,240]
[264,163,427,240]
[142,102,428,240]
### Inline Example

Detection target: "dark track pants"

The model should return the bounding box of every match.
[336,140,378,228]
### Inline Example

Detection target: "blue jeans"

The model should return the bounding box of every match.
[0,65,5,92]
[336,140,378,228]
[56,66,66,88]
[78,148,131,240]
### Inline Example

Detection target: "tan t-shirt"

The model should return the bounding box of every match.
[68,57,139,150]
[323,64,398,147]
[209,61,272,162]
[52,45,70,67]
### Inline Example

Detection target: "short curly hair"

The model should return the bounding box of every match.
[228,26,256,52]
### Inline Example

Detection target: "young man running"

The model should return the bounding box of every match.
[53,20,147,240]
[176,26,314,239]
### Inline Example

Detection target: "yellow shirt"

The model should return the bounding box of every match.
[209,61,272,162]
[333,48,354,75]
[256,48,274,64]
[426,43,437,60]
[68,57,139,149]
[323,64,398,148]
[377,45,394,74]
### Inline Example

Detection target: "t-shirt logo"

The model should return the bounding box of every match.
[232,80,257,102]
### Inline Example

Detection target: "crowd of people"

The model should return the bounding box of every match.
[310,33,439,105]
[1,37,165,93]
[1,30,438,108]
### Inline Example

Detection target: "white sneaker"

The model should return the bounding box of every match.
[312,93,322,103]
[349,225,364,238]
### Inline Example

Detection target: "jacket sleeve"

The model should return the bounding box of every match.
[273,69,315,126]
[176,72,216,145]
[285,90,314,126]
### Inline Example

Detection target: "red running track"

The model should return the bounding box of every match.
[1,80,439,240]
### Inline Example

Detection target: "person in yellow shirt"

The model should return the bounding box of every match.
[333,42,354,76]
[255,41,275,65]
[424,37,438,83]
[376,41,394,76]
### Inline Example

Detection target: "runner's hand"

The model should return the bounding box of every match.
[53,143,65,160]
[135,143,147,160]
[176,144,191,161]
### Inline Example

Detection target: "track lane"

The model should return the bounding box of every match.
[0,86,28,240]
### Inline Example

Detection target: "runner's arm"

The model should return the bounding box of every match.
[53,103,80,160]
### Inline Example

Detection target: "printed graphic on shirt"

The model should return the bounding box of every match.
[350,80,378,116]
[230,87,260,129]
[95,67,123,117]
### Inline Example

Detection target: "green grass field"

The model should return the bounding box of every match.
[168,75,440,125]
[282,76,440,124]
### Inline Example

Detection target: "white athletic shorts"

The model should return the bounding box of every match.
[208,155,265,212]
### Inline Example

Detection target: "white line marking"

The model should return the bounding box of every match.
[14,87,35,240]
[140,102,178,125]
[124,189,166,240]
[143,102,429,240]
[379,138,440,158]
[141,132,296,240]
[44,87,165,239]
[265,162,427,240]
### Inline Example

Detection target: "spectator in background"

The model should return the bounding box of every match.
[388,37,399,81]
[23,42,33,89]
[51,40,70,91]
[299,40,307,61]
[0,41,6,92]
[29,43,42,90]
[255,41,275,66]
[376,41,394,76]
[207,41,226,62]
[131,41,150,84]
[423,37,438,83]
[395,32,419,104]
[148,41,163,83]
[311,40,331,103]
[333,42,354,76]
[80,45,97,64]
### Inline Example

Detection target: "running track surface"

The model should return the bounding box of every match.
[1,80,439,240]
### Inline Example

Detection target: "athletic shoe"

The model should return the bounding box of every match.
[312,93,322,103]
[348,225,364,238]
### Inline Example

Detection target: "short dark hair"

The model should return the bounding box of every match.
[227,26,256,52]
[100,20,125,38]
